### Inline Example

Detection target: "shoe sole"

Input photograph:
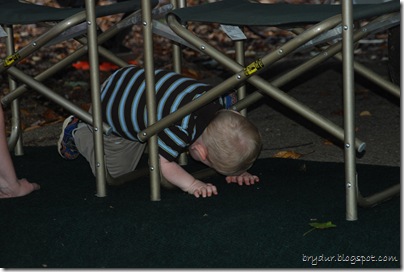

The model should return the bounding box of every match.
[57,115,75,158]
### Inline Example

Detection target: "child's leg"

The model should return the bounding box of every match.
[73,123,146,178]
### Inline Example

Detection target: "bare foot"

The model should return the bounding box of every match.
[0,178,40,198]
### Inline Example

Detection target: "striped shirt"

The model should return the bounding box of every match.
[100,66,223,162]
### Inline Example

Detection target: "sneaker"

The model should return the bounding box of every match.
[58,115,80,160]
[223,91,238,109]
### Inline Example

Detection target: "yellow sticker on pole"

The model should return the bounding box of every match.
[3,53,20,67]
[244,59,264,76]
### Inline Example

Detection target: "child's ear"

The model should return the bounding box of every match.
[192,142,208,161]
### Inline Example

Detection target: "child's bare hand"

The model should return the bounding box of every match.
[225,172,259,186]
[186,179,218,198]
[193,183,218,198]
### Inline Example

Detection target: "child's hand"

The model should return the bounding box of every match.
[225,172,259,186]
[186,179,218,198]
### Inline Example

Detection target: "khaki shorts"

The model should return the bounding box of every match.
[73,122,146,179]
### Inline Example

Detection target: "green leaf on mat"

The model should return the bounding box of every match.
[303,221,336,236]
[309,221,336,229]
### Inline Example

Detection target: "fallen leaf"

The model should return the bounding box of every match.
[273,150,302,159]
[23,125,41,132]
[72,61,121,72]
[309,221,337,229]
[303,221,336,236]
[323,139,334,146]
[80,103,92,112]
[99,62,119,72]
[72,61,90,70]
[42,108,60,121]
[19,108,31,117]
[360,110,372,117]
[182,68,201,79]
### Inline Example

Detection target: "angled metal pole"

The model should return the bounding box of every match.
[4,26,23,155]
[142,0,161,201]
[235,40,247,116]
[85,0,107,197]
[342,0,357,220]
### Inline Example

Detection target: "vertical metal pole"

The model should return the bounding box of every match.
[235,40,247,116]
[171,0,185,73]
[85,0,107,197]
[342,0,357,220]
[5,26,24,155]
[172,0,188,166]
[142,0,161,201]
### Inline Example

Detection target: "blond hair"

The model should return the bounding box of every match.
[201,110,262,176]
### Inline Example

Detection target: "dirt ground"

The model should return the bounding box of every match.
[246,59,400,167]
[18,57,400,167]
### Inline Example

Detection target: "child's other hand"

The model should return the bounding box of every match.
[186,179,218,198]
[225,172,259,186]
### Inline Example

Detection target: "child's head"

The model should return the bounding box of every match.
[201,110,262,176]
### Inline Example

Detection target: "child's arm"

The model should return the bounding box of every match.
[225,172,260,186]
[159,155,218,198]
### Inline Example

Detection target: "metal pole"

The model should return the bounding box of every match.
[85,0,107,197]
[172,0,185,73]
[4,26,23,155]
[142,0,161,201]
[342,0,357,220]
[172,0,188,166]
[235,40,247,116]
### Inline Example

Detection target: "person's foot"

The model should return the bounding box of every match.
[0,178,40,198]
[58,115,80,160]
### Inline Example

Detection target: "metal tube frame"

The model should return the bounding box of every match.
[0,1,152,196]
[334,52,400,98]
[142,0,161,201]
[0,9,146,95]
[5,66,111,134]
[1,7,152,148]
[3,25,23,154]
[141,14,367,153]
[340,0,400,219]
[232,12,399,109]
[106,0,180,189]
[141,4,399,216]
[167,12,400,153]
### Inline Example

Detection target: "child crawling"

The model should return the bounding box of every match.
[58,66,262,198]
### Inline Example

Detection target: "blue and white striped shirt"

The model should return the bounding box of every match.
[101,66,223,162]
